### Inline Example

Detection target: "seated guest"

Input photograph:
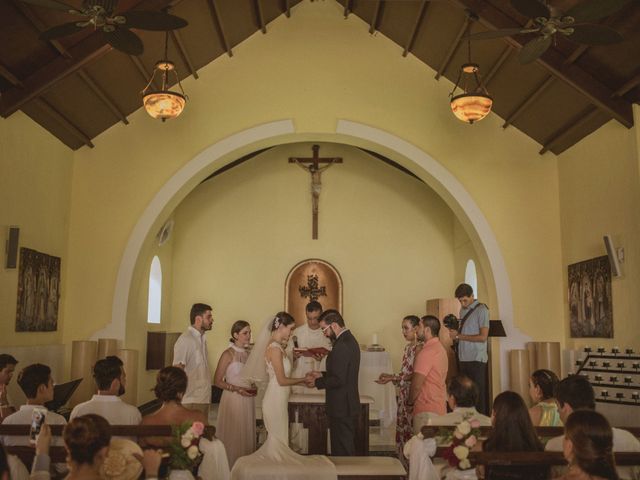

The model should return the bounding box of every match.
[479,391,549,480]
[546,375,640,480]
[32,420,162,480]
[1,364,67,446]
[0,442,29,480]
[410,315,448,433]
[427,374,491,426]
[140,366,207,445]
[0,355,18,420]
[141,366,230,480]
[557,410,619,480]
[70,356,141,426]
[528,369,562,426]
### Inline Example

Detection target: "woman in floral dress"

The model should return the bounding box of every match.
[377,315,423,468]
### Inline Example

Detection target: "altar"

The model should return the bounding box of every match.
[287,392,374,455]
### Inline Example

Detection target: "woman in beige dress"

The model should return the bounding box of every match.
[213,321,257,468]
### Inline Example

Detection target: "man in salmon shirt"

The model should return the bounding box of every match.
[408,315,448,433]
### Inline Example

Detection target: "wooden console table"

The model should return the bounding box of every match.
[288,393,373,456]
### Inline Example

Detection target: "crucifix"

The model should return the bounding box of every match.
[289,145,343,239]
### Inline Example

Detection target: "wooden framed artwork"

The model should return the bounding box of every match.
[568,255,612,338]
[16,247,60,332]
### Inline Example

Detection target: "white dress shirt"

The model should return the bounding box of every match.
[1,404,67,446]
[70,394,141,425]
[173,326,212,404]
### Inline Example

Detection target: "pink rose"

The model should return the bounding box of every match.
[191,421,205,437]
[464,435,477,448]
[469,419,481,429]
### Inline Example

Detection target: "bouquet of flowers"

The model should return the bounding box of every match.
[439,416,481,470]
[167,421,205,470]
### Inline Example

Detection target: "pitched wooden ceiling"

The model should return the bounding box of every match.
[0,0,638,154]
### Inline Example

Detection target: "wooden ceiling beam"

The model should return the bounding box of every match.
[0,33,112,118]
[447,0,633,128]
[282,0,291,18]
[170,30,198,80]
[502,76,554,128]
[253,0,266,34]
[11,0,71,59]
[0,62,23,88]
[129,55,162,92]
[34,97,94,148]
[613,71,640,98]
[77,69,128,125]
[369,1,383,34]
[483,45,511,87]
[403,0,430,57]
[539,106,599,155]
[205,0,233,57]
[435,18,469,80]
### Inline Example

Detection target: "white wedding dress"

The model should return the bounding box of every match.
[231,342,336,480]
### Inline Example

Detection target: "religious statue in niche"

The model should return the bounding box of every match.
[16,247,60,332]
[289,144,343,240]
[568,255,612,338]
[285,259,342,326]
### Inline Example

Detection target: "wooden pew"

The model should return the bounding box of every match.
[0,424,216,468]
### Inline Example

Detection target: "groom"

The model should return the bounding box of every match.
[306,309,360,456]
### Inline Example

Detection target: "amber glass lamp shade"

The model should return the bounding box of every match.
[143,90,186,121]
[449,63,493,124]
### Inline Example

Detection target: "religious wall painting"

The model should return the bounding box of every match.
[16,247,60,332]
[285,259,342,326]
[568,255,612,338]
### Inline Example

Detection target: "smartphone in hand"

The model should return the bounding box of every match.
[29,407,47,445]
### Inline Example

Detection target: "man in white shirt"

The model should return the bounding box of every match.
[1,363,67,445]
[545,375,640,480]
[173,303,214,416]
[288,301,332,391]
[70,355,141,425]
[427,374,492,427]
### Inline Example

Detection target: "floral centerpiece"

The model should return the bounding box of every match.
[439,417,481,470]
[168,421,205,471]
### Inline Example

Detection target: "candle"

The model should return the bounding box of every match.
[626,348,634,355]
[624,376,632,384]
[616,392,624,400]
[601,390,609,398]
[597,346,605,354]
[632,392,640,401]
[603,361,611,368]
[584,346,592,353]
[633,362,640,370]
[372,333,378,345]
[595,375,603,382]
[589,360,597,367]
[575,360,582,366]
[609,376,618,383]
[618,362,626,369]
[612,346,620,354]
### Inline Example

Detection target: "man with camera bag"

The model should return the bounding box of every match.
[447,283,489,415]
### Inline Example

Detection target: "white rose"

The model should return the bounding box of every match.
[459,459,471,470]
[454,430,464,440]
[181,436,191,448]
[457,421,471,436]
[453,445,469,460]
[187,445,199,460]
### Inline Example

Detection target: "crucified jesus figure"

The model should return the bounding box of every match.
[289,145,343,239]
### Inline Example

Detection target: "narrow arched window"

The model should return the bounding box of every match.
[465,259,478,297]
[147,256,162,324]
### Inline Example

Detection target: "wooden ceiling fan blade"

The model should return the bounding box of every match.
[40,21,85,40]
[518,35,552,64]
[510,0,550,19]
[568,24,624,45]
[19,0,80,13]
[467,27,531,41]
[103,27,143,55]
[566,0,632,23]
[121,11,188,31]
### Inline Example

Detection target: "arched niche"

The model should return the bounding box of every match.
[284,259,343,326]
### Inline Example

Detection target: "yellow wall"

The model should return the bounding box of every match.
[558,115,640,352]
[0,111,73,347]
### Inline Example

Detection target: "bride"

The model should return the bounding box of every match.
[230,312,337,480]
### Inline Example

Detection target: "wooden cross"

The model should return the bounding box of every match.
[289,145,342,239]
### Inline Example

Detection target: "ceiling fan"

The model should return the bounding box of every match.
[19,0,188,55]
[467,0,630,64]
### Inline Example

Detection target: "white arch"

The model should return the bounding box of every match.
[100,119,529,389]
